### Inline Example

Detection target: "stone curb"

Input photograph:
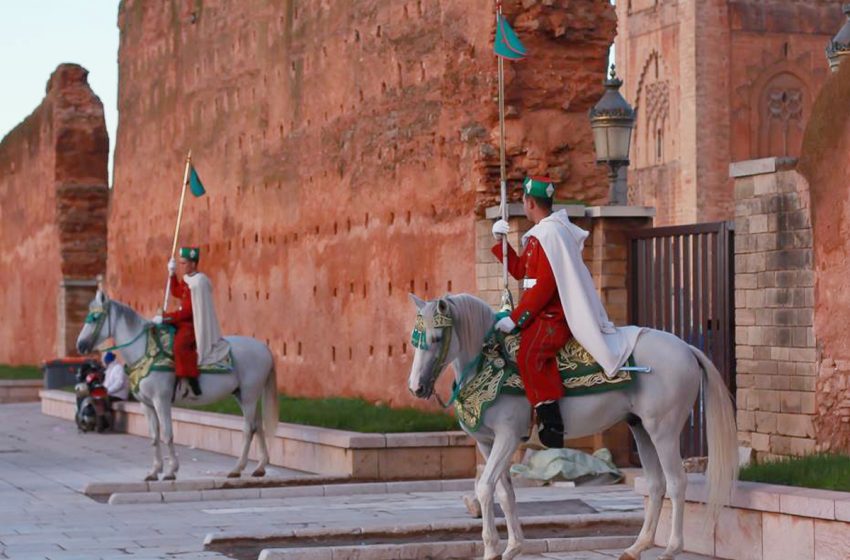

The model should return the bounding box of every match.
[255,535,637,560]
[85,474,357,496]
[203,512,644,545]
[107,478,475,505]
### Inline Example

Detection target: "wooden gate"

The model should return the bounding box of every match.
[629,221,735,458]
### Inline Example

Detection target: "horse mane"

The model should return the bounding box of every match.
[444,293,495,362]
[110,299,148,332]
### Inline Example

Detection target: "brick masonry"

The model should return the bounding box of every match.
[0,64,108,364]
[732,158,817,460]
[107,0,615,407]
[616,0,844,226]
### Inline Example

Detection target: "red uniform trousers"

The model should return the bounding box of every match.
[164,275,199,379]
[493,237,571,405]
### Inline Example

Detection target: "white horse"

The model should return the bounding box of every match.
[76,290,278,481]
[407,293,737,560]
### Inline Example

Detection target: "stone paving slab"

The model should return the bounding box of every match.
[0,403,720,560]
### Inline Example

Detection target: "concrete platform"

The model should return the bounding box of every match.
[41,389,477,480]
[0,403,720,559]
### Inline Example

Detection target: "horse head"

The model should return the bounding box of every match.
[407,294,458,400]
[76,289,113,355]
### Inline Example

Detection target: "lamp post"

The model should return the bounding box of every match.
[589,65,637,205]
[827,4,850,73]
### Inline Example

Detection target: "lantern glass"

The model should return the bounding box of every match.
[592,123,632,164]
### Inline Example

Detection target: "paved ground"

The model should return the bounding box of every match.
[0,403,718,560]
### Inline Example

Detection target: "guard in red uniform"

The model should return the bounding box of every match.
[491,177,568,448]
[154,247,202,396]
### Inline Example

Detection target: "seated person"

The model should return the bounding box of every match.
[102,351,129,403]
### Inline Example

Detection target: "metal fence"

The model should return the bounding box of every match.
[629,221,735,458]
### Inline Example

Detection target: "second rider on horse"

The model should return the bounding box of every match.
[153,246,229,397]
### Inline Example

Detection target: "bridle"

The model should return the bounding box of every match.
[83,299,112,349]
[410,304,454,403]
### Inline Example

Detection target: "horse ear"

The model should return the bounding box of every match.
[437,298,449,314]
[408,293,426,310]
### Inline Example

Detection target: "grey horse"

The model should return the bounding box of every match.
[408,293,737,560]
[76,290,278,481]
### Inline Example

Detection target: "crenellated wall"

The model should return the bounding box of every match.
[0,64,109,364]
[108,0,615,406]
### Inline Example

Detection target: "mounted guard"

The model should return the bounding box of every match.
[153,247,230,397]
[491,177,642,448]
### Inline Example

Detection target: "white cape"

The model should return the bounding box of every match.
[183,272,231,366]
[524,210,642,378]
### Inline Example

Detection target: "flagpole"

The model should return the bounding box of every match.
[162,150,193,312]
[496,2,512,309]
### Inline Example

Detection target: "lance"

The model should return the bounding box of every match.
[494,1,525,310]
[162,150,193,312]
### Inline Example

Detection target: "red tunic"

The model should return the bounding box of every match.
[492,237,571,404]
[163,275,199,379]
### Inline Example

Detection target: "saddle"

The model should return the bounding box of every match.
[453,330,635,432]
[127,325,233,393]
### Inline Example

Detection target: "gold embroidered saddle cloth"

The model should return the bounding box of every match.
[454,330,635,432]
[128,326,233,393]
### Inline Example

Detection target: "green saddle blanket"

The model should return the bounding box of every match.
[128,326,233,393]
[454,330,635,432]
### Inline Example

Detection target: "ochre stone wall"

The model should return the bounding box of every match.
[799,60,850,453]
[108,1,614,406]
[732,161,817,461]
[616,0,842,226]
[0,64,109,364]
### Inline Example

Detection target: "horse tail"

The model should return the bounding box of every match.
[261,356,279,444]
[689,345,738,521]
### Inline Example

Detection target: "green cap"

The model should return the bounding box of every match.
[523,176,555,199]
[179,247,200,262]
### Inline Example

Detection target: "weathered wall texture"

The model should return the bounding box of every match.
[0,64,109,365]
[732,160,817,461]
[799,59,850,453]
[109,0,614,406]
[616,0,842,226]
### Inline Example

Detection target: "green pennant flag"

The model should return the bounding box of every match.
[494,14,527,60]
[189,165,206,197]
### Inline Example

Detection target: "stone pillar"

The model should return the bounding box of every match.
[476,205,655,466]
[56,279,99,357]
[731,157,817,461]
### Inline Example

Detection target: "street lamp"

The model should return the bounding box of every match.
[826,4,850,73]
[589,65,636,205]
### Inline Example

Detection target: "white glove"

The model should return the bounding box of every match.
[492,219,510,240]
[152,315,163,325]
[167,258,177,275]
[495,316,516,333]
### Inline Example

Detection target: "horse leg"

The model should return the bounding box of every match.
[463,442,491,518]
[229,398,258,478]
[647,423,687,560]
[153,397,179,481]
[496,471,524,560]
[620,423,666,560]
[141,402,162,481]
[250,405,269,477]
[476,432,520,560]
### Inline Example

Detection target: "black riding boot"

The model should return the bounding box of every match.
[535,401,565,449]
[188,377,202,397]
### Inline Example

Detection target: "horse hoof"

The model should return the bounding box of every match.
[502,546,521,560]
[144,474,158,482]
[462,494,482,518]
[162,474,176,481]
[226,471,241,479]
[251,467,266,477]
[619,554,638,560]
